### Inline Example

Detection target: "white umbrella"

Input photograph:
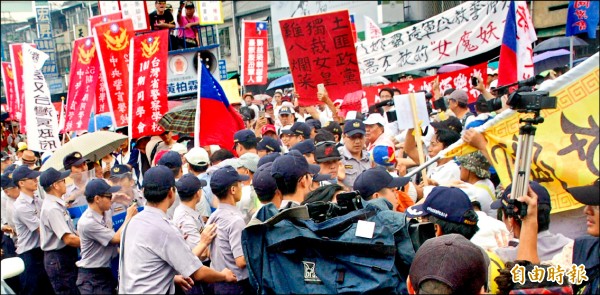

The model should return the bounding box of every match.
[41,131,127,172]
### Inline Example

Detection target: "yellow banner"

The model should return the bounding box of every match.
[482,65,599,213]
[219,79,241,104]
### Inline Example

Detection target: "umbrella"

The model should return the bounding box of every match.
[87,113,113,132]
[40,131,127,172]
[487,61,499,70]
[361,75,390,86]
[437,63,468,73]
[533,36,588,53]
[533,49,571,75]
[267,74,293,90]
[158,99,197,134]
[572,56,589,68]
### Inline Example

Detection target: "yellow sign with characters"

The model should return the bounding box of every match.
[445,53,599,214]
[484,64,598,213]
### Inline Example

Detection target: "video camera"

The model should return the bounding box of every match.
[486,75,557,112]
[306,191,436,251]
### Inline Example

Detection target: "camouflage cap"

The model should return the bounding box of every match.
[456,151,490,179]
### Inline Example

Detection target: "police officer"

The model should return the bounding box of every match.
[339,119,370,189]
[12,165,55,295]
[77,179,137,294]
[119,166,236,294]
[173,174,212,255]
[39,168,81,295]
[63,151,91,207]
[1,169,21,292]
[109,164,146,214]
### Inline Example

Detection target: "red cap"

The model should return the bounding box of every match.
[261,124,277,135]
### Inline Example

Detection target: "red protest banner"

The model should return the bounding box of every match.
[9,43,36,133]
[64,37,99,132]
[0,62,17,120]
[89,12,123,34]
[280,10,362,106]
[364,62,488,107]
[242,21,268,86]
[129,30,169,139]
[94,19,134,128]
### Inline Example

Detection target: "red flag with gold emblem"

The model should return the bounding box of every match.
[89,12,123,34]
[64,37,99,132]
[129,30,169,139]
[0,62,17,120]
[93,19,134,128]
[9,43,36,133]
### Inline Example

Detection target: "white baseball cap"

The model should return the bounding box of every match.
[363,113,386,126]
[184,147,209,166]
[171,143,188,155]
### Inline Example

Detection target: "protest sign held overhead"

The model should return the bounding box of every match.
[129,30,169,139]
[21,44,61,152]
[280,10,363,106]
[356,1,534,78]
[566,0,599,38]
[242,21,269,86]
[1,62,17,120]
[94,19,134,128]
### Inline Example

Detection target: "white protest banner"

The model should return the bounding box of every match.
[356,1,527,77]
[22,44,61,152]
[364,15,382,40]
[393,92,430,130]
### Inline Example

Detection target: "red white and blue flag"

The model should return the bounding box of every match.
[194,62,244,150]
[497,1,537,90]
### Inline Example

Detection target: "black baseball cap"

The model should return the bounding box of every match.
[85,178,121,198]
[210,165,250,194]
[343,119,366,136]
[143,165,176,190]
[305,119,321,131]
[39,168,71,189]
[1,172,17,189]
[567,178,599,206]
[353,167,410,199]
[176,173,207,197]
[257,137,281,153]
[252,162,277,197]
[314,141,341,163]
[406,186,478,225]
[322,121,342,137]
[282,122,311,138]
[290,139,315,155]
[490,181,551,210]
[271,150,320,182]
[234,130,257,145]
[12,165,42,183]
[257,152,280,168]
[63,151,88,170]
[158,151,183,168]
[110,164,132,179]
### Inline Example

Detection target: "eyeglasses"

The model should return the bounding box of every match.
[100,193,113,199]
[22,177,38,182]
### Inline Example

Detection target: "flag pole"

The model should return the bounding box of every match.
[569,36,574,69]
[194,52,201,148]
[240,19,245,96]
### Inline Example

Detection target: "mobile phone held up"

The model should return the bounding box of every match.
[471,76,478,87]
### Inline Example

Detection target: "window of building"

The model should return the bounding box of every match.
[219,27,231,56]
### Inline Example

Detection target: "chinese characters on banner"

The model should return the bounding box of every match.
[94,19,134,128]
[119,1,150,32]
[363,62,488,107]
[21,44,61,152]
[9,43,36,133]
[198,1,224,25]
[96,75,110,114]
[64,37,99,132]
[356,1,521,77]
[129,30,169,139]
[89,12,123,35]
[242,21,268,86]
[566,0,599,38]
[364,15,382,40]
[280,10,363,106]
[0,63,17,120]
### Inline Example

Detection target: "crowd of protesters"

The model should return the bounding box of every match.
[1,64,598,294]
